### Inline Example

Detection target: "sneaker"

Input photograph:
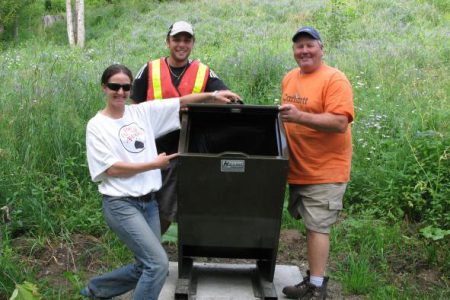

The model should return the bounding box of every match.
[298,276,329,300]
[282,270,311,299]
[80,286,112,299]
[80,287,96,299]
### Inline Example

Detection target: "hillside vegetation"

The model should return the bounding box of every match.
[0,0,449,299]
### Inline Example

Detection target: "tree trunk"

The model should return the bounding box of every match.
[13,15,19,40]
[66,0,75,46]
[76,0,84,48]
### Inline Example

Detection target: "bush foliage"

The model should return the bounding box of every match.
[0,0,448,239]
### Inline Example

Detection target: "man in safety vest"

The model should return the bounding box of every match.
[131,21,231,234]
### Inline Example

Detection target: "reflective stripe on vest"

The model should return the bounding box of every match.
[147,58,209,100]
[193,63,208,94]
[151,59,163,100]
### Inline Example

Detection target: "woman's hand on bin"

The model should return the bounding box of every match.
[153,153,179,169]
[105,152,179,177]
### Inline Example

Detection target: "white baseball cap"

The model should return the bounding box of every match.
[168,21,194,36]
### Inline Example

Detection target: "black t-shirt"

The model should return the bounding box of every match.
[131,58,228,103]
[131,58,229,154]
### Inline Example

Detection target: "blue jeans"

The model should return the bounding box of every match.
[87,194,169,300]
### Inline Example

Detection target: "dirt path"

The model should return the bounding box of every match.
[11,229,367,299]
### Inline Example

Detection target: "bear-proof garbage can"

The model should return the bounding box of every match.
[175,103,289,299]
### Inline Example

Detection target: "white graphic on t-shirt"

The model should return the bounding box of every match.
[119,123,146,153]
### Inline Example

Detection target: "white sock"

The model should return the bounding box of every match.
[309,275,324,287]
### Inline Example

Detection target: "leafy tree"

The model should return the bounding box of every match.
[44,0,67,13]
[0,0,35,40]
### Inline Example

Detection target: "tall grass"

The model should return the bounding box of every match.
[0,0,449,298]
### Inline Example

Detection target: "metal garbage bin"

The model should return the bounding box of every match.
[176,104,289,299]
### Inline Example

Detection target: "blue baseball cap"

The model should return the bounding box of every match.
[292,26,322,42]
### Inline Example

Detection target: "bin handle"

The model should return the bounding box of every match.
[217,151,249,158]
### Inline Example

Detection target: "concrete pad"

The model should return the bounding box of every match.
[116,262,302,299]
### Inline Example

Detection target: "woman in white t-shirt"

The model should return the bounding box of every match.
[81,64,240,300]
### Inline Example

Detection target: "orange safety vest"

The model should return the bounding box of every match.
[146,58,209,100]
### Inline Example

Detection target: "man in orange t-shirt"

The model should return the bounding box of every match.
[279,26,354,300]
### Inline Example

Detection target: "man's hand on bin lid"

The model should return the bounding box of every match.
[211,90,242,104]
[227,98,244,105]
[279,104,299,123]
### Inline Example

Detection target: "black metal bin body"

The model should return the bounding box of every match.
[177,104,289,282]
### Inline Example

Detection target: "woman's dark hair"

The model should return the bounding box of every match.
[101,64,133,85]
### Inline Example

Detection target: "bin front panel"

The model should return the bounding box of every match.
[177,155,288,250]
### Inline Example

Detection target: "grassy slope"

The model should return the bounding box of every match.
[0,0,449,298]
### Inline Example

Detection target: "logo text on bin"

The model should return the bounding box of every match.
[220,160,245,173]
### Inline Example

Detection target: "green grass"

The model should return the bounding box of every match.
[0,0,449,298]
[328,214,450,298]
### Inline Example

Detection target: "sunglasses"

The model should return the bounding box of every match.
[106,83,132,92]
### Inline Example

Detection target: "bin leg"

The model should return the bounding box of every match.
[175,257,197,299]
[178,256,193,278]
[252,267,278,300]
[256,259,276,281]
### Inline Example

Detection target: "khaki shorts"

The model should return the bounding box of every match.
[288,183,347,234]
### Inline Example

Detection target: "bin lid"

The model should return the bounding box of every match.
[181,104,286,157]
[186,103,280,116]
